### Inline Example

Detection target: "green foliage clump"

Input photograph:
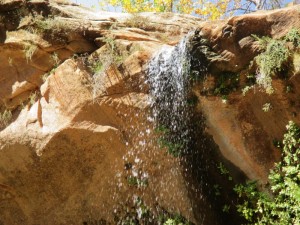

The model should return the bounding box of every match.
[159,212,192,225]
[262,102,272,112]
[34,16,72,33]
[256,40,289,75]
[90,35,137,98]
[23,44,37,62]
[284,29,300,47]
[217,162,233,181]
[163,215,191,225]
[124,14,151,30]
[127,175,148,188]
[253,29,300,94]
[114,196,193,225]
[114,197,151,224]
[214,72,239,96]
[89,60,103,74]
[155,125,184,157]
[255,39,289,94]
[235,121,300,224]
[30,16,73,44]
[0,109,12,128]
[186,94,198,106]
[29,91,38,107]
[51,52,61,67]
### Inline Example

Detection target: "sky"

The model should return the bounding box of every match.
[71,0,101,8]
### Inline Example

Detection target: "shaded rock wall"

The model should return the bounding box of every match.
[191,5,300,184]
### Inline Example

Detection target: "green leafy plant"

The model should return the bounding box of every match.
[222,204,230,213]
[8,57,13,67]
[32,16,73,44]
[234,121,300,224]
[252,30,300,95]
[217,162,233,181]
[162,214,192,225]
[255,39,289,94]
[262,103,272,112]
[29,91,38,106]
[90,34,133,74]
[51,52,61,67]
[23,44,37,62]
[90,35,131,98]
[127,175,148,188]
[0,109,12,128]
[105,36,128,66]
[35,17,66,33]
[284,28,300,47]
[214,72,239,96]
[156,125,184,157]
[124,14,151,30]
[41,67,57,82]
[242,85,253,96]
[114,196,193,225]
[286,85,293,93]
[89,60,103,74]
[252,35,272,51]
[187,95,198,106]
[221,95,228,104]
[213,184,221,196]
[242,74,256,96]
[160,139,184,157]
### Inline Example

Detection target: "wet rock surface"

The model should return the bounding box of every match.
[1,0,300,224]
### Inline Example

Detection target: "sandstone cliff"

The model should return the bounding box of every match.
[0,0,300,224]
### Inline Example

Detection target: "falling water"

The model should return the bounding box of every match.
[147,32,194,155]
[146,32,221,225]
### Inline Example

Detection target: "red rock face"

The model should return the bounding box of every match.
[1,0,300,224]
[191,5,300,183]
[0,1,205,224]
[195,6,300,73]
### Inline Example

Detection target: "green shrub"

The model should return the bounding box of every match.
[35,17,66,33]
[235,121,300,224]
[23,44,37,62]
[89,36,128,98]
[162,214,192,225]
[253,30,300,94]
[127,175,148,188]
[217,162,233,181]
[51,52,61,67]
[89,60,103,74]
[284,28,300,47]
[256,40,289,75]
[156,125,184,157]
[255,39,289,94]
[252,35,272,51]
[214,72,239,96]
[124,14,151,30]
[0,109,12,128]
[32,16,73,44]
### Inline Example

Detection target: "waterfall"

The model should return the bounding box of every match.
[147,33,194,156]
[146,33,217,225]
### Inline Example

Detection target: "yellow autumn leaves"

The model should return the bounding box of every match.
[100,0,236,20]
